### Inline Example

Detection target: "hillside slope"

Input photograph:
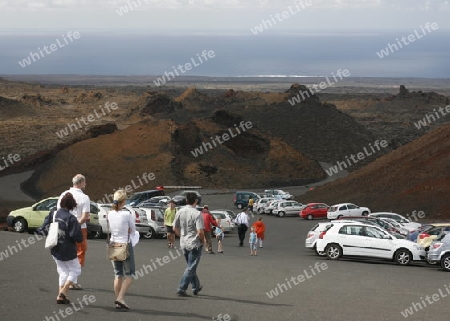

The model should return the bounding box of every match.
[299,122,450,218]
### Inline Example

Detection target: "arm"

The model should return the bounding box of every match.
[79,212,89,225]
[196,213,205,245]
[173,213,180,237]
[79,196,91,225]
[69,215,83,243]
[129,213,136,235]
[210,214,218,227]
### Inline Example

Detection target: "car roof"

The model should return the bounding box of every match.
[330,203,355,207]
[306,202,328,206]
[370,212,403,216]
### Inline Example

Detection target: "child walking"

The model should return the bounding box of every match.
[249,226,257,256]
[215,218,224,254]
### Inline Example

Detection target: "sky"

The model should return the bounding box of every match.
[0,0,449,33]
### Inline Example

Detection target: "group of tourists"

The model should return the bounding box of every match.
[39,177,266,310]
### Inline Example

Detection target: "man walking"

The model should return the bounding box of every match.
[57,174,90,290]
[173,192,205,296]
[236,208,249,247]
[201,205,218,254]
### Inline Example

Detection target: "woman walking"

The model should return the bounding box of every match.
[108,189,136,310]
[40,192,82,304]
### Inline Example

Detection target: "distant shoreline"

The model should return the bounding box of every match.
[2,75,450,94]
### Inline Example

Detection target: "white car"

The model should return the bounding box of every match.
[327,203,370,220]
[254,198,276,214]
[378,217,409,236]
[264,189,292,200]
[272,201,304,217]
[369,212,421,233]
[305,222,333,256]
[263,200,281,215]
[211,210,234,233]
[316,221,426,265]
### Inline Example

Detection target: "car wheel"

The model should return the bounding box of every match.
[278,211,285,217]
[307,214,313,220]
[13,218,27,233]
[394,248,413,265]
[237,204,243,209]
[325,243,342,260]
[441,254,450,271]
[362,211,369,216]
[337,215,343,219]
[143,227,155,239]
[257,208,263,214]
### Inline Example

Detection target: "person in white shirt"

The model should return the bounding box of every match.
[57,174,90,290]
[108,189,136,310]
[236,209,249,247]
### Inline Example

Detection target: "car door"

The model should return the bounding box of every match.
[317,204,329,218]
[289,202,303,216]
[338,225,366,256]
[29,198,58,228]
[346,204,359,216]
[338,204,349,217]
[363,226,395,258]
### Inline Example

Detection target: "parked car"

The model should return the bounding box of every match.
[272,201,304,217]
[254,197,276,214]
[378,218,409,237]
[305,222,333,256]
[6,197,101,238]
[136,196,171,207]
[171,190,202,206]
[233,191,260,209]
[264,189,292,200]
[138,206,167,239]
[214,209,237,228]
[316,221,426,265]
[417,224,450,251]
[427,233,450,271]
[338,216,406,239]
[210,210,234,233]
[300,203,329,220]
[263,200,281,215]
[124,205,151,238]
[327,203,370,220]
[368,212,421,232]
[126,189,165,206]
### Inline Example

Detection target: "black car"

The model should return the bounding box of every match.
[127,189,165,206]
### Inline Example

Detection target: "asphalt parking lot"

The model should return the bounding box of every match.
[1,191,450,321]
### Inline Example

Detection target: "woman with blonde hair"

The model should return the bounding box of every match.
[107,189,136,310]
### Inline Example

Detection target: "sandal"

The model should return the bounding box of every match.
[69,283,83,290]
[57,293,70,304]
[115,300,130,310]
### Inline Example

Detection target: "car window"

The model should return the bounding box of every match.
[213,213,226,219]
[339,225,364,235]
[36,199,57,211]
[90,203,99,214]
[339,205,347,211]
[329,206,337,212]
[347,204,357,210]
[365,226,385,238]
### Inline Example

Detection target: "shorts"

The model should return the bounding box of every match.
[165,225,174,233]
[216,234,224,241]
[112,242,135,278]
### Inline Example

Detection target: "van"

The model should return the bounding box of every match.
[127,189,165,206]
[233,191,260,209]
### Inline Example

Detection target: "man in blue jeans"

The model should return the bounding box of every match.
[173,192,205,296]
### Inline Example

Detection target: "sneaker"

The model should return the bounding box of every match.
[193,286,203,295]
[176,290,190,297]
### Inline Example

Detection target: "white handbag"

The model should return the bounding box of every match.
[45,211,59,249]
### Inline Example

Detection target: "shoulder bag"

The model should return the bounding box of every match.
[45,211,59,249]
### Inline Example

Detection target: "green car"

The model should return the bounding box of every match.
[7,197,101,238]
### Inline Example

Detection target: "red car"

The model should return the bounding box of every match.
[300,203,329,220]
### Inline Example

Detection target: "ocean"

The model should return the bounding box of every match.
[1,30,450,78]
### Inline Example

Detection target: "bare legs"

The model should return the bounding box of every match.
[114,276,132,307]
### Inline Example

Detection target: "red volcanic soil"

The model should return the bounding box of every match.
[299,123,450,219]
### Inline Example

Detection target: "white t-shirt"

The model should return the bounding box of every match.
[57,187,90,229]
[108,209,136,244]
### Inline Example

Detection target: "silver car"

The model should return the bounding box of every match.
[427,233,450,271]
[272,201,304,217]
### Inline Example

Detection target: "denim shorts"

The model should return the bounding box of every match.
[112,242,135,277]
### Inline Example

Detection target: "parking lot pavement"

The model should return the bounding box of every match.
[2,192,450,320]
